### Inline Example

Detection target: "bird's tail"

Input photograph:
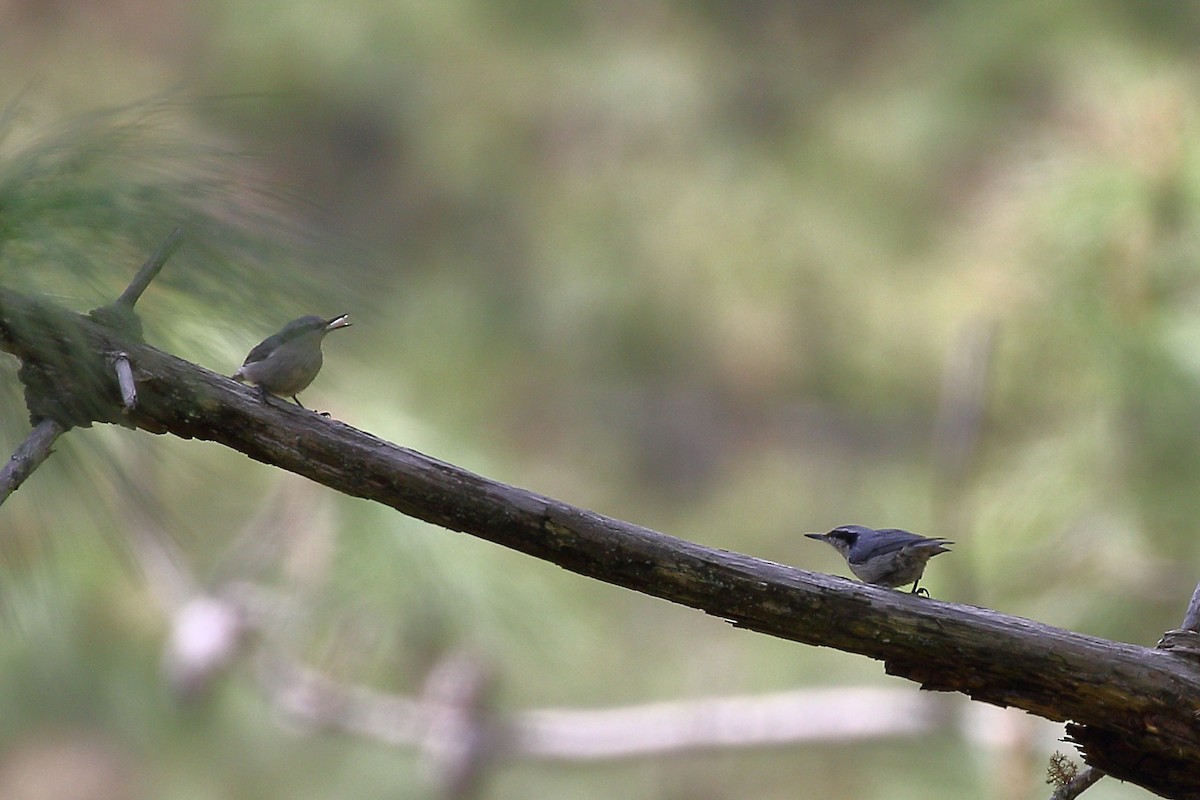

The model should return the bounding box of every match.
[910,539,953,557]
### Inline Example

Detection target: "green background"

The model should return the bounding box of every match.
[2,2,1197,798]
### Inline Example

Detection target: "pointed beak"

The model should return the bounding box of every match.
[804,533,827,541]
[325,314,352,331]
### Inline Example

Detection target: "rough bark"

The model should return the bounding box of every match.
[3,286,1200,799]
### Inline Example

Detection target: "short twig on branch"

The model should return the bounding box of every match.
[113,352,137,411]
[1180,581,1200,634]
[88,227,184,341]
[116,227,185,310]
[1049,764,1105,800]
[0,417,65,507]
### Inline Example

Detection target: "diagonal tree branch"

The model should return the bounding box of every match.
[2,285,1200,798]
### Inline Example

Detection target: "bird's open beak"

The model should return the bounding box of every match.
[803,533,827,541]
[325,314,352,331]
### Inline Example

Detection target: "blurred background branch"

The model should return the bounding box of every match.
[129,486,1055,800]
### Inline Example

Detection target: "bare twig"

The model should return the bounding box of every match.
[1181,581,1200,634]
[0,417,65,507]
[1049,766,1105,800]
[116,227,184,309]
[113,352,137,411]
[1155,580,1200,657]
[89,227,184,341]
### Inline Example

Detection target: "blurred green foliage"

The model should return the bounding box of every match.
[2,1,1199,798]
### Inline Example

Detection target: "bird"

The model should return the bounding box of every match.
[804,524,952,595]
[232,314,351,409]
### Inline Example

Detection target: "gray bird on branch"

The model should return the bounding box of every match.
[805,525,952,596]
[233,314,351,409]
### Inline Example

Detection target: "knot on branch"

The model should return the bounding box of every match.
[1157,629,1200,661]
[16,315,126,430]
[88,303,145,343]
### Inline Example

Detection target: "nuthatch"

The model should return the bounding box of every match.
[232,314,351,409]
[805,524,952,595]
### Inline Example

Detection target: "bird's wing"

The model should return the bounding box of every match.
[240,331,286,366]
[878,529,953,547]
[846,529,947,564]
